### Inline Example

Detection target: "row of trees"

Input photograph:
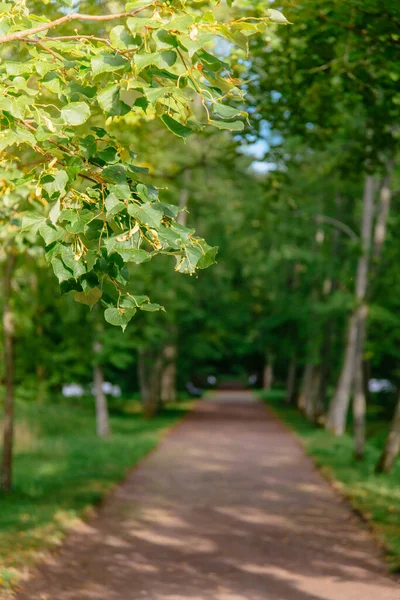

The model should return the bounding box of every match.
[244,0,400,472]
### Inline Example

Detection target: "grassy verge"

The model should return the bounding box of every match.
[261,389,400,573]
[0,398,190,594]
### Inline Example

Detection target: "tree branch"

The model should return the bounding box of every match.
[316,215,359,241]
[0,4,155,45]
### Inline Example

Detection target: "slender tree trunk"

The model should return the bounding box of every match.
[353,161,393,454]
[160,343,177,404]
[372,163,393,261]
[326,175,375,435]
[1,254,16,492]
[298,364,313,412]
[353,307,367,459]
[93,339,110,437]
[285,357,297,404]
[305,364,323,423]
[376,392,400,473]
[138,349,163,419]
[353,362,366,460]
[263,352,274,391]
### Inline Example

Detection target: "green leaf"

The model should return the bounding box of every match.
[42,170,68,197]
[51,257,73,283]
[141,303,162,312]
[61,102,91,126]
[0,97,24,119]
[91,52,127,77]
[213,103,244,119]
[104,307,136,331]
[74,287,102,310]
[197,245,218,269]
[161,114,192,138]
[97,85,131,117]
[128,202,163,228]
[21,213,45,234]
[135,50,177,73]
[209,119,245,131]
[134,52,160,73]
[266,9,289,24]
[114,248,150,264]
[105,193,123,214]
[102,165,127,184]
[39,223,63,246]
[49,199,61,225]
[61,246,86,278]
[110,25,137,49]
[120,295,150,308]
[175,245,203,274]
[136,183,158,202]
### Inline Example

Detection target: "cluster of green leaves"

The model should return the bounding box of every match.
[0,0,287,328]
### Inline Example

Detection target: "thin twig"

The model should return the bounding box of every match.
[39,35,135,57]
[0,4,155,45]
[18,38,64,61]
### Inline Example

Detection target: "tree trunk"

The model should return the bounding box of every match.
[262,353,274,391]
[372,162,393,261]
[93,339,110,437]
[353,308,368,459]
[138,349,163,419]
[353,361,366,460]
[298,364,313,412]
[160,343,177,404]
[305,364,323,423]
[1,254,16,492]
[326,175,375,435]
[285,358,297,404]
[375,392,400,473]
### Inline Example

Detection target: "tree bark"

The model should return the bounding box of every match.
[304,364,323,423]
[375,392,400,473]
[138,349,163,419]
[353,307,368,459]
[1,254,16,492]
[93,339,110,437]
[298,364,313,412]
[262,353,274,391]
[372,163,393,261]
[285,357,297,404]
[353,161,393,455]
[160,343,177,404]
[326,175,375,435]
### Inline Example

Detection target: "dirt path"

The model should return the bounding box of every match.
[15,392,399,600]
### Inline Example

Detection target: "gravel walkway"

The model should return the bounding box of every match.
[15,392,399,600]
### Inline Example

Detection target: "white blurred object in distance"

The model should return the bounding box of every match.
[102,382,122,397]
[62,383,85,397]
[207,375,217,385]
[90,382,121,397]
[248,374,258,385]
[63,382,121,397]
[368,379,396,393]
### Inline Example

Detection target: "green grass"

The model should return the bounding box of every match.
[261,389,400,573]
[0,398,190,593]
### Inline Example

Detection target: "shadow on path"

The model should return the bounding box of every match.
[15,392,399,600]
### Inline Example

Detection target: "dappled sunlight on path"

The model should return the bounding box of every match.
[15,392,399,600]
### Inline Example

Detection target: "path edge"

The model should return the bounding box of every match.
[261,395,399,583]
